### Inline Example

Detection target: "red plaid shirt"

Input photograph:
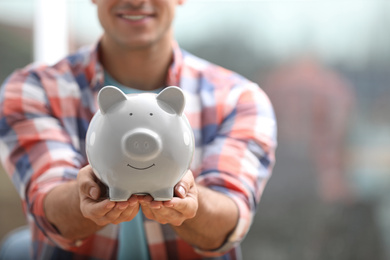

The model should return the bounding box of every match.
[0,41,277,260]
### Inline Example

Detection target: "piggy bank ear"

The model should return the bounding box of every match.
[98,86,127,115]
[156,86,185,116]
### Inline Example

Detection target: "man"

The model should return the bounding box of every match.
[0,0,277,259]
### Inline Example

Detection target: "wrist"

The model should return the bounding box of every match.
[44,180,96,240]
[44,181,78,224]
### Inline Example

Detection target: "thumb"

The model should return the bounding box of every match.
[175,184,187,198]
[78,165,102,200]
[174,170,193,198]
[88,186,100,200]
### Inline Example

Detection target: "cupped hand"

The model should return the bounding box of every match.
[138,170,198,226]
[77,165,140,226]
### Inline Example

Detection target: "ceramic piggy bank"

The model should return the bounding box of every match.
[86,86,194,201]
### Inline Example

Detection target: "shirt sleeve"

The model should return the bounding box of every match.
[0,67,88,249]
[196,82,277,255]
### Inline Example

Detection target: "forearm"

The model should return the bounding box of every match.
[172,185,238,250]
[44,180,103,241]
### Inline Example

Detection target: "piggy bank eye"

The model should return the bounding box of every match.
[149,113,153,116]
[129,113,133,116]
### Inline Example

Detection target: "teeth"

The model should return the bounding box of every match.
[122,15,146,21]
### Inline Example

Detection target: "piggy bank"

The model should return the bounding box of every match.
[86,86,194,201]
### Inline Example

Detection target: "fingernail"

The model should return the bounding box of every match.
[118,204,128,210]
[178,186,186,198]
[129,200,138,206]
[165,202,173,208]
[117,202,129,210]
[89,187,98,199]
[106,202,115,209]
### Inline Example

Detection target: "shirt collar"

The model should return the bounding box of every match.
[87,40,105,91]
[166,40,183,87]
[87,39,183,91]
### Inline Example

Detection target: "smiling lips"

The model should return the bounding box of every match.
[127,163,155,170]
[121,15,147,21]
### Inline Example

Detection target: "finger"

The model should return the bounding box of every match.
[147,207,185,226]
[166,197,197,219]
[128,195,139,207]
[174,170,194,198]
[102,195,139,223]
[111,204,140,224]
[137,195,153,203]
[77,166,97,198]
[168,197,188,211]
[137,195,164,209]
[80,198,115,221]
[121,198,140,219]
[91,195,139,224]
[149,200,164,209]
[162,200,174,208]
[174,185,187,199]
[78,165,107,200]
[140,202,155,220]
[103,202,129,221]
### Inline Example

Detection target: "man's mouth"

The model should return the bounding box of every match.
[127,164,155,170]
[121,15,147,21]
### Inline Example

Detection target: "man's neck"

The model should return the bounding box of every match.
[99,36,173,91]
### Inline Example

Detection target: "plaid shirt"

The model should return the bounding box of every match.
[0,41,277,260]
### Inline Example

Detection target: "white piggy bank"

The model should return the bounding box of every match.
[86,86,194,201]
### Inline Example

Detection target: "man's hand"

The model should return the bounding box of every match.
[138,170,198,226]
[77,165,140,226]
[138,169,239,251]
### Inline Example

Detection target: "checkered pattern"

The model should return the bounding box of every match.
[0,41,277,260]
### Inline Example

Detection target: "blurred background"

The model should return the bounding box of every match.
[1,0,390,259]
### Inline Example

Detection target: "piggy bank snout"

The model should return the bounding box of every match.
[122,129,162,161]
